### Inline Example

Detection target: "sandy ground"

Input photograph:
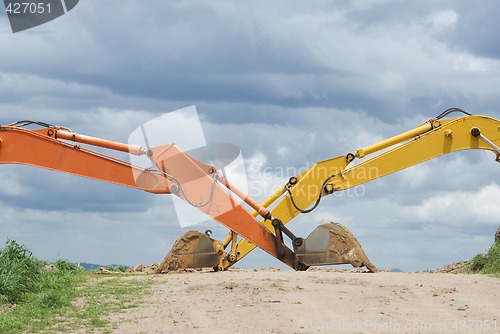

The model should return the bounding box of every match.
[104,268,500,334]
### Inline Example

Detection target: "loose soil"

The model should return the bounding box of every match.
[100,267,499,333]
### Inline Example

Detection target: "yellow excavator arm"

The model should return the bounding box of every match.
[213,109,500,271]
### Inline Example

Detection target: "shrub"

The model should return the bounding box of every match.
[470,253,485,271]
[114,265,128,272]
[470,241,500,274]
[0,239,42,303]
[104,264,128,272]
[53,258,79,272]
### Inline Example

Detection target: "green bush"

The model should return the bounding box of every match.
[470,253,485,271]
[104,264,128,272]
[105,265,115,272]
[52,258,79,272]
[114,265,128,272]
[470,241,500,274]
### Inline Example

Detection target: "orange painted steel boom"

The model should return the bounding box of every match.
[0,121,297,268]
[0,123,167,193]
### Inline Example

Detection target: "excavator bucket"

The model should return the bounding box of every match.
[156,231,219,273]
[294,222,377,273]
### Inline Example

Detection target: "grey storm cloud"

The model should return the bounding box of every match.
[2,1,500,119]
[1,0,500,270]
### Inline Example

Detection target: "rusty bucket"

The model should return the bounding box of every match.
[294,222,377,272]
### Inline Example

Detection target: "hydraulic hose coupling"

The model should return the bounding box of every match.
[287,176,298,188]
[324,183,335,194]
[429,118,441,129]
[262,211,273,220]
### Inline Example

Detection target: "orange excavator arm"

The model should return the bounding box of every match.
[0,121,299,268]
[0,121,168,193]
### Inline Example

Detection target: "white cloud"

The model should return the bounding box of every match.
[426,10,458,31]
[411,183,500,226]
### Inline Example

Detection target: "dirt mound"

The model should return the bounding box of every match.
[96,267,116,274]
[428,261,470,274]
[126,263,159,274]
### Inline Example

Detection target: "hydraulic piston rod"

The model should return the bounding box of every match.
[55,130,147,156]
[355,122,433,158]
[471,127,500,157]
[216,173,272,220]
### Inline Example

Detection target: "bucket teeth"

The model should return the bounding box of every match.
[294,222,377,273]
[156,231,219,273]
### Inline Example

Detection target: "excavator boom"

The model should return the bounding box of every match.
[1,108,499,272]
[215,110,500,270]
[0,121,298,268]
[0,123,167,193]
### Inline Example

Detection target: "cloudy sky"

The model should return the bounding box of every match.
[1,1,500,271]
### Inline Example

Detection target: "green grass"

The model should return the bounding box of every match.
[72,276,155,331]
[470,240,500,276]
[0,238,44,304]
[0,239,155,333]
